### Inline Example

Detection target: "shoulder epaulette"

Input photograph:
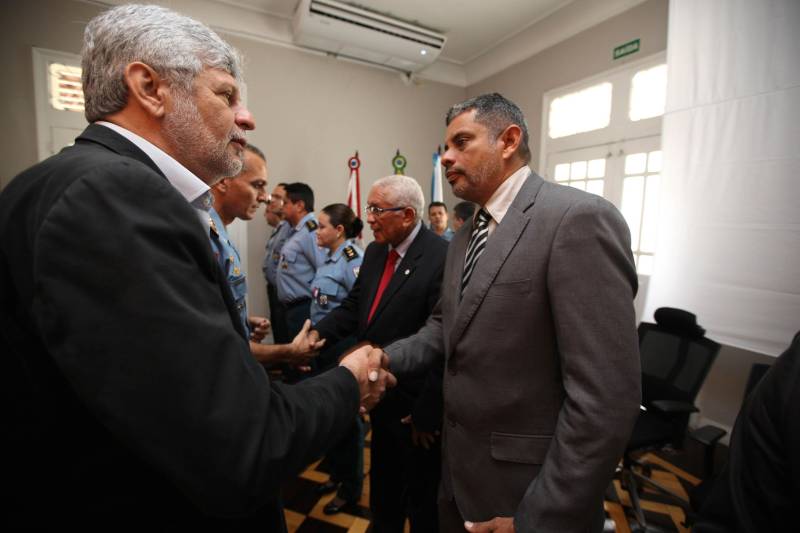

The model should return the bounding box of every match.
[305,219,318,231]
[343,245,358,261]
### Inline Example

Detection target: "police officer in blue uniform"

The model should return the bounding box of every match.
[276,182,327,341]
[262,182,292,343]
[308,203,368,516]
[208,206,251,335]
[209,146,324,368]
[310,204,364,362]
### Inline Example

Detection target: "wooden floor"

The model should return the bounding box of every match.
[282,424,703,532]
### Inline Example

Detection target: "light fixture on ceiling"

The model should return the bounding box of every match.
[420,49,427,55]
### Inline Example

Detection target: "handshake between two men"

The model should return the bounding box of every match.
[290,327,393,413]
[339,344,393,413]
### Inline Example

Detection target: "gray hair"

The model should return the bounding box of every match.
[446,93,531,163]
[372,175,425,224]
[81,4,243,122]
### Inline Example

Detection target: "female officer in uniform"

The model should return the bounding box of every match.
[310,203,364,345]
[309,203,367,515]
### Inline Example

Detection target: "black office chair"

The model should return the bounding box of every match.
[620,307,721,532]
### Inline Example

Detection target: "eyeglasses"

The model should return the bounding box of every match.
[365,205,407,216]
[267,194,284,206]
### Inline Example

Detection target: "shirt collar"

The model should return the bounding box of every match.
[293,212,316,231]
[481,165,531,227]
[391,221,422,259]
[95,121,210,205]
[327,238,354,263]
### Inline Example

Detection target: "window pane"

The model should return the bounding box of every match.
[554,163,570,181]
[640,174,660,253]
[586,179,604,197]
[49,63,84,112]
[638,254,654,275]
[622,176,644,248]
[570,180,586,191]
[570,161,587,179]
[629,64,667,121]
[587,158,606,178]
[625,153,647,175]
[648,150,663,172]
[548,82,612,139]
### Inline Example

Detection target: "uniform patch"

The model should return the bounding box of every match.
[305,219,318,231]
[343,245,358,261]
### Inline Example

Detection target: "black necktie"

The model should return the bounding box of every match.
[461,209,491,295]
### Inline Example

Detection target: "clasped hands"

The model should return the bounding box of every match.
[337,343,395,413]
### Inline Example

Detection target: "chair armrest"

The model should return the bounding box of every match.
[690,424,727,446]
[649,400,699,415]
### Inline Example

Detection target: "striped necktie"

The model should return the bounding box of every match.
[461,209,491,295]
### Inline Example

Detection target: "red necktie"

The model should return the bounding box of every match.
[367,249,400,323]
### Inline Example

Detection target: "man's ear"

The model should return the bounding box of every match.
[498,124,522,160]
[214,178,230,193]
[123,62,170,119]
[404,207,417,226]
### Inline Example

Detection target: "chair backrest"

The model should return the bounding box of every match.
[638,307,722,405]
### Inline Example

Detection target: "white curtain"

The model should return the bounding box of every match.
[644,0,800,356]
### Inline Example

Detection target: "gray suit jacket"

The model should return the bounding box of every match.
[387,171,641,532]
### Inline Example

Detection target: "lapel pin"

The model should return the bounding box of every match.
[404,269,410,275]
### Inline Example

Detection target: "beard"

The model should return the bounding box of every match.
[164,95,243,183]
[450,146,502,202]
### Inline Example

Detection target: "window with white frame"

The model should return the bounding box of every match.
[629,64,667,121]
[548,82,612,139]
[541,53,667,276]
[621,150,662,274]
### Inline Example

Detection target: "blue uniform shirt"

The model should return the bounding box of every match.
[207,207,249,336]
[310,240,364,325]
[440,227,455,242]
[276,212,327,304]
[262,219,291,286]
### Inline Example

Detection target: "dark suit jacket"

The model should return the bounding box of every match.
[695,331,800,533]
[0,124,359,529]
[314,224,448,428]
[388,172,641,532]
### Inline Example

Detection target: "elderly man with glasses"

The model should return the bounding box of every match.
[308,175,448,531]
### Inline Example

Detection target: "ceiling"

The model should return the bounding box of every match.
[220,0,571,64]
[94,0,649,86]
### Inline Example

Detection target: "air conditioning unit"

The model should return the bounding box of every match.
[292,0,446,72]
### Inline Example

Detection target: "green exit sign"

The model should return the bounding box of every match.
[614,39,640,60]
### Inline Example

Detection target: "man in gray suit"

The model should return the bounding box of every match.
[365,93,641,532]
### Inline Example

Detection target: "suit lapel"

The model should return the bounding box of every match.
[365,227,427,327]
[448,175,544,350]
